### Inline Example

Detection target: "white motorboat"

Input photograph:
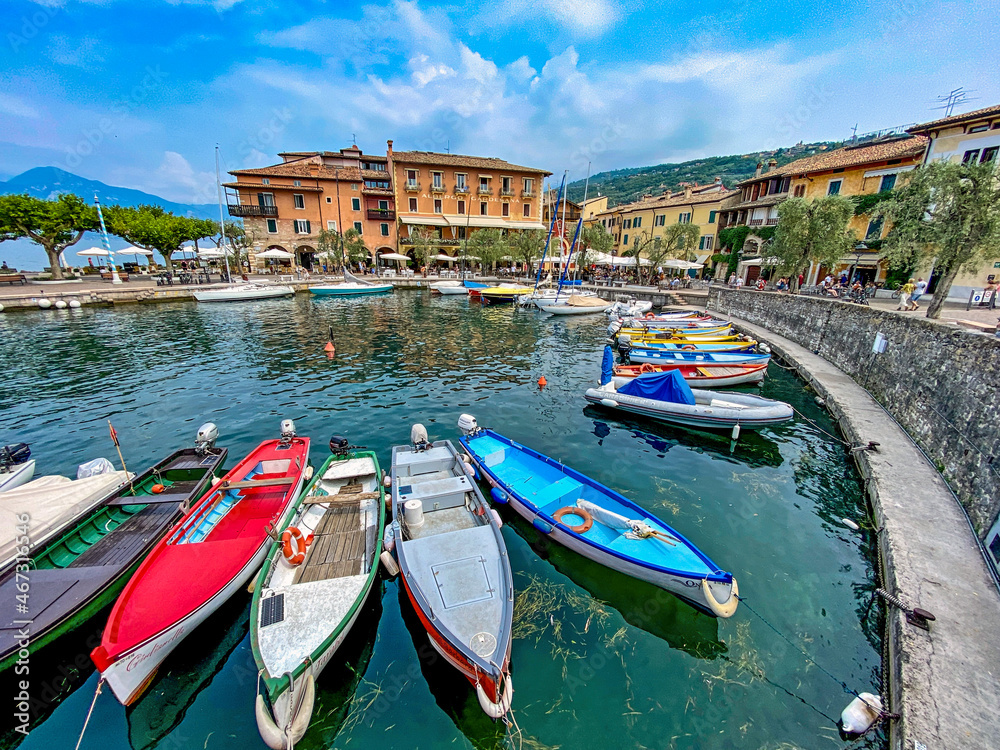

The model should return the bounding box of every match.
[0,443,34,493]
[194,284,295,303]
[429,281,468,295]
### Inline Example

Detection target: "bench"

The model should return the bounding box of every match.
[101,271,129,282]
[0,274,26,285]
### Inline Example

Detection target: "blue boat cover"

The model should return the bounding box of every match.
[600,345,615,386]
[618,369,696,405]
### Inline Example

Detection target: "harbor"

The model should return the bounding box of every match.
[1,290,884,750]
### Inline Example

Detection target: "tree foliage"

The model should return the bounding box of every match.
[579,224,613,270]
[0,193,98,279]
[875,160,1000,318]
[408,228,438,270]
[771,195,855,289]
[510,229,545,268]
[466,228,508,270]
[104,205,215,272]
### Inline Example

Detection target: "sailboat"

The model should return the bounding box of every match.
[193,147,295,303]
[309,269,393,297]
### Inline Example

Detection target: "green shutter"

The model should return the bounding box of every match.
[708,211,717,223]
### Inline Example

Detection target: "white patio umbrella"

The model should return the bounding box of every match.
[76,247,110,257]
[118,246,153,265]
[378,252,411,261]
[432,254,457,262]
[198,249,226,259]
[177,245,199,257]
[256,249,295,259]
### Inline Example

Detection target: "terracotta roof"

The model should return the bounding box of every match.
[908,104,1000,134]
[230,162,363,181]
[737,136,927,186]
[391,150,551,175]
[616,188,738,213]
[360,169,391,180]
[277,149,387,162]
[222,181,323,192]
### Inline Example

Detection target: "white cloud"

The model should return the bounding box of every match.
[0,93,40,119]
[472,0,622,36]
[409,55,456,87]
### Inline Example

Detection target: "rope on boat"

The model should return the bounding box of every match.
[74,678,104,750]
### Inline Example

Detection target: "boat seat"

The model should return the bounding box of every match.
[533,476,583,509]
[394,446,454,478]
[397,475,472,511]
[708,398,745,409]
[483,449,506,468]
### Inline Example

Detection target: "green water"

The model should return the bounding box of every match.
[0,292,883,750]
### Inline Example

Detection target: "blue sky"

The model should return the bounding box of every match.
[1,0,998,203]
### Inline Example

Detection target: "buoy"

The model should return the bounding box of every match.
[54,300,67,309]
[383,473,392,488]
[841,518,860,531]
[490,487,509,505]
[379,550,400,577]
[731,423,741,441]
[69,300,81,309]
[537,376,547,387]
[325,325,336,357]
[38,299,52,309]
[841,692,883,734]
[151,484,166,494]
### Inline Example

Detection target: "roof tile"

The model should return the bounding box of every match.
[391,150,550,175]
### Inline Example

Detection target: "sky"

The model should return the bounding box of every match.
[1,0,999,204]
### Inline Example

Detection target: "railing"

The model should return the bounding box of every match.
[478,186,492,196]
[227,204,277,218]
[500,188,515,197]
[748,218,764,226]
[431,183,446,193]
[455,185,470,193]
[521,190,534,197]
[405,182,420,191]
[368,209,395,220]
[765,218,779,226]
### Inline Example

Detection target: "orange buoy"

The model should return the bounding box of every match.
[151,484,166,494]
[537,376,547,387]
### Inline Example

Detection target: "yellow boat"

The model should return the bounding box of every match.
[618,323,733,337]
[479,286,533,305]
[618,329,750,345]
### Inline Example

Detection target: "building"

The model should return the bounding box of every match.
[581,195,609,222]
[225,146,396,270]
[386,142,550,259]
[719,135,927,284]
[593,180,736,268]
[907,104,1000,295]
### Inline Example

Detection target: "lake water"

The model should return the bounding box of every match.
[0,292,884,750]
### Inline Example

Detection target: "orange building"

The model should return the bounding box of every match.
[386,141,550,258]
[225,146,396,270]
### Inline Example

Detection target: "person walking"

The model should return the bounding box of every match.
[897,278,916,311]
[911,277,927,309]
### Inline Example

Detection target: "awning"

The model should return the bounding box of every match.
[400,214,546,231]
[695,254,710,266]
[400,215,449,227]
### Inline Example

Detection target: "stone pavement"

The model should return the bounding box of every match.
[726,315,1000,750]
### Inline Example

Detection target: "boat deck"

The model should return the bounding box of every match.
[294,504,366,584]
[72,503,179,568]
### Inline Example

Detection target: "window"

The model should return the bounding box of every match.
[879,174,897,192]
[633,216,642,228]
[779,177,791,193]
[378,199,389,210]
[865,217,884,240]
[968,124,989,133]
[705,236,713,251]
[258,192,275,207]
[456,173,467,190]
[353,221,363,234]
[982,147,999,164]
[351,184,358,191]
[434,199,442,214]
[409,198,418,212]
[364,180,391,189]
[678,212,691,224]
[624,219,631,229]
[523,178,533,195]
[622,234,629,246]
[501,176,512,194]
[698,236,714,251]
[654,214,665,227]
[326,196,332,203]
[457,227,466,240]
[293,179,302,187]
[380,223,389,237]
[523,203,530,217]
[962,149,981,164]
[793,184,806,197]
[480,201,488,216]
[351,197,361,211]
[406,170,418,187]
[827,180,842,195]
[294,219,311,234]
[458,200,466,215]
[502,202,510,217]
[261,178,270,185]
[293,194,305,209]
[479,176,490,191]
[327,220,337,231]
[432,172,444,189]
[708,210,717,224]
[266,219,277,233]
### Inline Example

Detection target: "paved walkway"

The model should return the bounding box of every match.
[725,314,1000,750]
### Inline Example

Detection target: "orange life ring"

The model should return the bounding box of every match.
[151,484,166,494]
[553,506,593,533]
[644,312,655,319]
[682,344,697,350]
[640,363,656,373]
[281,526,313,565]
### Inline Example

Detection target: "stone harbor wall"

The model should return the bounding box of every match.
[710,288,1000,539]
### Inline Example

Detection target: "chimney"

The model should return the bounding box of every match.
[684,185,693,200]
[714,176,722,185]
[768,158,778,172]
[386,139,393,157]
[754,162,763,178]
[309,162,319,178]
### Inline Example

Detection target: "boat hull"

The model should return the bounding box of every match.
[194,286,294,302]
[309,284,393,296]
[0,459,35,492]
[613,364,768,389]
[628,349,770,366]
[584,387,793,430]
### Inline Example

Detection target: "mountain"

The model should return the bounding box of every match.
[566,140,845,207]
[0,167,218,220]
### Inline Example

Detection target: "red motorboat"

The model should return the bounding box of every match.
[92,421,310,705]
[613,361,768,388]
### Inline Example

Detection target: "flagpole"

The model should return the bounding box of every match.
[95,194,121,285]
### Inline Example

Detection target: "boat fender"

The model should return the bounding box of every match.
[490,487,509,505]
[379,550,400,577]
[281,527,311,565]
[600,398,619,408]
[731,423,741,441]
[701,577,739,618]
[841,692,883,734]
[462,460,479,480]
[490,508,503,528]
[383,473,392,488]
[287,674,315,746]
[476,673,514,719]
[151,484,166,494]
[304,465,314,481]
[382,525,395,552]
[553,506,594,533]
[255,694,286,750]
[532,518,553,534]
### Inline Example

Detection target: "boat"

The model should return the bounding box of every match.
[626,348,771,366]
[430,280,469,295]
[252,436,385,749]
[479,286,533,305]
[611,311,711,323]
[612,316,726,329]
[629,340,759,353]
[613,321,733,336]
[457,415,739,618]
[309,270,393,296]
[464,280,489,299]
[537,294,612,315]
[0,442,34,492]
[193,283,295,303]
[585,352,793,432]
[389,425,514,719]
[0,426,226,673]
[613,361,768,388]
[605,298,652,317]
[92,420,310,705]
[617,328,745,344]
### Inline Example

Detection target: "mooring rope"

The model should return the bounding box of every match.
[74,678,104,750]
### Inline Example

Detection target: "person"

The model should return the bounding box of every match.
[898,278,916,311]
[756,277,766,290]
[911,277,927,308]
[728,273,737,287]
[776,277,788,292]
[798,272,805,289]
[735,276,744,289]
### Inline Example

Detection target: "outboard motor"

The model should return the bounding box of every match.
[410,424,430,451]
[279,419,296,446]
[457,414,480,436]
[194,423,219,455]
[617,334,633,365]
[329,435,350,456]
[0,443,30,469]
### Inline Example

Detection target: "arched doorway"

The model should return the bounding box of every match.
[295,244,316,272]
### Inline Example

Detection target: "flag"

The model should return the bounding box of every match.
[108,421,119,447]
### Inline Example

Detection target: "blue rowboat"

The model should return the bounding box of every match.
[628,349,771,366]
[458,417,739,618]
[631,340,759,353]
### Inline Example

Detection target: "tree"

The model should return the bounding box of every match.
[104,205,215,273]
[771,195,855,291]
[467,228,507,271]
[510,229,544,271]
[316,227,342,270]
[874,160,1000,319]
[210,220,258,273]
[0,194,98,279]
[342,228,370,266]
[408,227,437,271]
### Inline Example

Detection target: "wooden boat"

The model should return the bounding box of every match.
[537,294,611,315]
[92,421,310,705]
[389,426,514,719]
[585,367,792,432]
[464,281,489,299]
[479,286,532,305]
[617,328,743,343]
[252,440,385,749]
[458,416,739,618]
[627,347,771,366]
[613,361,768,388]
[193,284,294,302]
[616,323,734,337]
[628,340,759,353]
[0,443,34,492]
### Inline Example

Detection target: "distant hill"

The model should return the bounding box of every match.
[0,167,218,270]
[566,140,844,207]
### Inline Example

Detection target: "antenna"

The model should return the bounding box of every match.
[850,123,858,141]
[932,87,977,117]
[352,133,357,146]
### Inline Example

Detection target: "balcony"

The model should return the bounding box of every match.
[748,218,764,226]
[228,203,277,218]
[500,188,515,197]
[431,183,446,193]
[368,208,395,220]
[454,185,470,194]
[521,189,534,198]
[478,186,492,196]
[765,218,779,226]
[405,181,421,192]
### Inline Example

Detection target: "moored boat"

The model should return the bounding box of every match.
[0,442,34,492]
[613,361,768,388]
[430,280,468,295]
[0,425,226,672]
[252,436,385,749]
[537,294,611,315]
[193,284,294,302]
[92,421,310,705]
[310,270,393,296]
[458,415,739,618]
[627,348,771,366]
[479,286,532,305]
[629,339,759,353]
[390,425,514,719]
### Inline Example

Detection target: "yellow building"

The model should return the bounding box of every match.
[907,104,1000,296]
